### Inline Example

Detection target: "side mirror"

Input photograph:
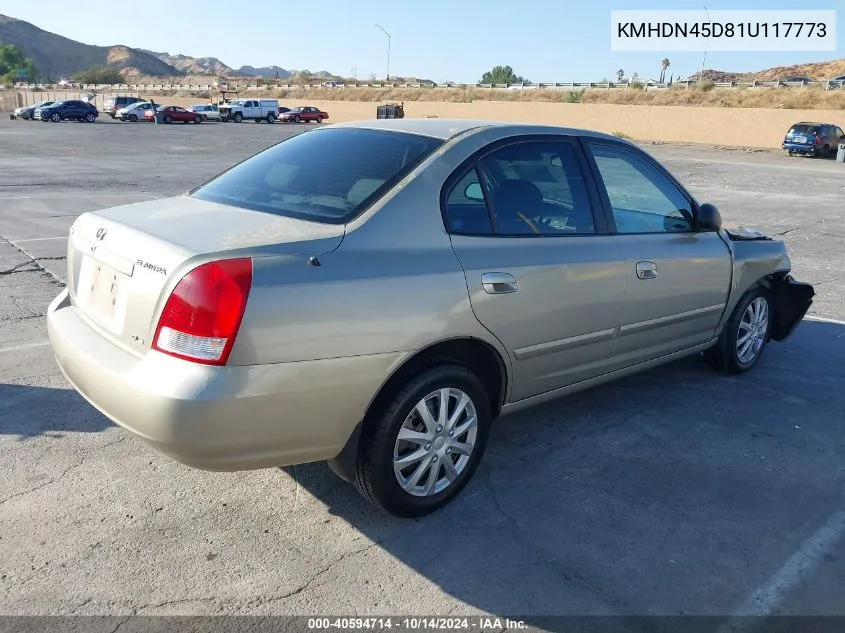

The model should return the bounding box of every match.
[696,203,722,231]
[465,182,485,201]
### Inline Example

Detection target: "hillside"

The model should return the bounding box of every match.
[0,14,178,78]
[139,49,238,76]
[687,59,845,83]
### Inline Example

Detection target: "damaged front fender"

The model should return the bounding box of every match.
[721,226,815,343]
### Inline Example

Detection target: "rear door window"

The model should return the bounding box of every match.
[191,128,444,224]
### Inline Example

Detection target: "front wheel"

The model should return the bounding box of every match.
[353,363,491,517]
[233,112,243,123]
[705,287,773,374]
[267,112,275,123]
[51,112,61,123]
[128,114,138,122]
[164,115,173,124]
[294,115,301,124]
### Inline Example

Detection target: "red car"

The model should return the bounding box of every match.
[144,105,204,124]
[279,106,329,124]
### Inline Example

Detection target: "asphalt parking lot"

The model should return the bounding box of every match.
[1,116,844,627]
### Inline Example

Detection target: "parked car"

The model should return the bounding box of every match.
[34,100,98,123]
[781,76,813,84]
[143,105,203,124]
[103,96,146,118]
[116,101,155,122]
[46,120,815,518]
[782,121,845,157]
[279,106,328,124]
[11,100,55,120]
[218,99,279,123]
[188,104,222,122]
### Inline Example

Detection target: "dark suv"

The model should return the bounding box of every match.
[103,96,145,118]
[782,122,845,157]
[33,100,99,123]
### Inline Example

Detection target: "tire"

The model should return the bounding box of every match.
[128,114,138,122]
[194,115,202,123]
[705,287,773,374]
[316,115,323,124]
[353,362,491,518]
[164,115,173,124]
[233,112,243,123]
[294,115,301,123]
[85,112,96,123]
[267,112,275,123]
[51,112,61,123]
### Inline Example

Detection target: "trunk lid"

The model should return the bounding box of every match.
[67,195,345,355]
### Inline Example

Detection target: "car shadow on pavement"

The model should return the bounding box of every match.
[0,382,113,438]
[282,318,845,618]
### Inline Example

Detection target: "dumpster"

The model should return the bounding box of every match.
[376,102,405,119]
[837,143,845,163]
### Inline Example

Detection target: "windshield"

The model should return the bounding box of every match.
[191,128,444,225]
[789,125,818,134]
[231,100,245,106]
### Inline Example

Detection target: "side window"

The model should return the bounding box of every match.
[479,140,596,236]
[588,143,693,234]
[443,167,493,235]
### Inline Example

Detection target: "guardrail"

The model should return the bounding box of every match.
[8,79,845,92]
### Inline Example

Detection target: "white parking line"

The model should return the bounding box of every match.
[806,315,845,326]
[716,508,845,633]
[0,341,50,353]
[4,236,67,244]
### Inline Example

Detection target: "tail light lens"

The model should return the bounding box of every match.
[152,258,253,366]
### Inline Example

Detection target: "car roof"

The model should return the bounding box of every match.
[327,117,629,142]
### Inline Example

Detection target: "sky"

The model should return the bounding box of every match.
[5,0,843,82]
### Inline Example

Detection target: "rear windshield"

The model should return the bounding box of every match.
[190,128,444,224]
[789,125,818,134]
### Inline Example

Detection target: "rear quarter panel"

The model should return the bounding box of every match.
[227,126,512,377]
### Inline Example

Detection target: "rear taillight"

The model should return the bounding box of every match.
[152,258,253,366]
[815,134,823,145]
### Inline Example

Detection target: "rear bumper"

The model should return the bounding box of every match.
[782,142,819,154]
[47,288,404,471]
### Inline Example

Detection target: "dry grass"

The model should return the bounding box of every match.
[164,85,845,110]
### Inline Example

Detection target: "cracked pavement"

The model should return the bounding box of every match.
[1,118,844,622]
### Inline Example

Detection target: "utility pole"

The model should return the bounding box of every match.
[700,5,711,82]
[374,24,391,81]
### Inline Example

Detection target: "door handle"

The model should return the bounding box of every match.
[636,261,658,280]
[481,272,518,294]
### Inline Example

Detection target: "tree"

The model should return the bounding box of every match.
[616,68,625,83]
[292,69,313,85]
[480,65,527,85]
[0,44,37,83]
[659,58,670,83]
[71,66,124,84]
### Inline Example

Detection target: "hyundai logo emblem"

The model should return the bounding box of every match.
[95,228,107,240]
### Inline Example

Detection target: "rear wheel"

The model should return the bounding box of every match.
[353,362,491,517]
[705,287,773,374]
[316,115,323,123]
[194,115,202,123]
[85,112,96,123]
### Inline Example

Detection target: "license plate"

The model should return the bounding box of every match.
[794,135,807,143]
[75,256,128,334]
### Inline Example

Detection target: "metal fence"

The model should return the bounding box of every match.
[6,79,845,94]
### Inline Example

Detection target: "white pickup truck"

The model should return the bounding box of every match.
[219,99,279,123]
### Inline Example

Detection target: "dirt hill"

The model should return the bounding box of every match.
[0,14,179,78]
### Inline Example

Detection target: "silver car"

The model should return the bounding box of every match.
[47,119,815,517]
[188,104,222,122]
